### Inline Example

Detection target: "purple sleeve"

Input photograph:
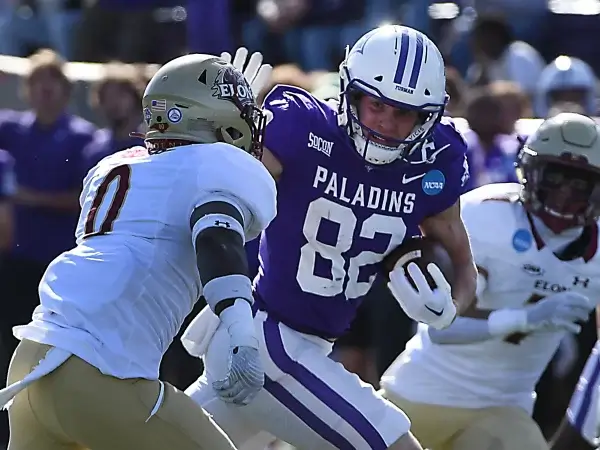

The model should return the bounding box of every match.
[262,85,315,168]
[423,125,470,217]
[433,151,470,215]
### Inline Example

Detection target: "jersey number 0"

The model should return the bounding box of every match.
[83,165,132,238]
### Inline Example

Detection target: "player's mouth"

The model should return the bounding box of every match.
[366,132,398,148]
[544,206,575,220]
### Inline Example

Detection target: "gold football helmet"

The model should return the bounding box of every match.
[517,112,600,231]
[142,53,266,158]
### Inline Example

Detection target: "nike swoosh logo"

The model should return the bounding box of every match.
[425,305,444,317]
[402,173,426,184]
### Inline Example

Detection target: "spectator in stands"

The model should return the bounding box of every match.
[466,13,545,97]
[83,62,145,166]
[489,80,533,128]
[534,56,598,118]
[0,50,96,442]
[462,85,522,190]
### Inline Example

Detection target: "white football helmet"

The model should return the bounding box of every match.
[338,25,448,165]
[535,56,598,118]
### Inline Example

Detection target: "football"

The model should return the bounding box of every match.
[382,236,455,290]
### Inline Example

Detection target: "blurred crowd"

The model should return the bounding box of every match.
[0,0,599,448]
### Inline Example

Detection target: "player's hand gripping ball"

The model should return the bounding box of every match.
[382,236,455,289]
[382,236,457,329]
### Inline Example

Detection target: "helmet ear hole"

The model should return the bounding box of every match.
[217,126,247,149]
[225,127,243,141]
[216,127,233,145]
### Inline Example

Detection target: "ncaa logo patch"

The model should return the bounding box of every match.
[421,170,445,196]
[167,107,182,124]
[512,229,532,253]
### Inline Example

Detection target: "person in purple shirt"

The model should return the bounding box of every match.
[83,63,145,167]
[462,87,521,192]
[187,26,477,450]
[0,50,96,421]
[0,148,14,445]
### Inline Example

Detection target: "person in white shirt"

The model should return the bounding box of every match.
[0,53,277,450]
[381,113,600,450]
[467,14,545,97]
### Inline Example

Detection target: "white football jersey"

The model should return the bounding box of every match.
[382,183,600,413]
[14,143,276,380]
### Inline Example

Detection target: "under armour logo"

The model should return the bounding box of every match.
[214,220,231,228]
[573,276,590,288]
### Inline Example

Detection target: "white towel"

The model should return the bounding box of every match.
[181,306,221,358]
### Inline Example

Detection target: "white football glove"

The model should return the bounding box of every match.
[388,262,457,330]
[212,300,265,406]
[524,291,593,334]
[213,344,264,406]
[220,47,273,101]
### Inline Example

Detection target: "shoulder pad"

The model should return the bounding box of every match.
[410,118,467,165]
[436,117,468,148]
[193,143,277,241]
[263,84,336,122]
[461,183,522,239]
[262,85,338,166]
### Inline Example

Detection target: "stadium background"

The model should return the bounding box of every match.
[0,0,598,448]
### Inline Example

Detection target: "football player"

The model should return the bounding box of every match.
[0,54,277,450]
[380,112,600,450]
[184,25,476,450]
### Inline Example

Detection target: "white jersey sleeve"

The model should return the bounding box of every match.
[460,183,523,272]
[15,143,275,382]
[191,142,277,242]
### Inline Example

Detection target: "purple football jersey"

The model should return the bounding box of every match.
[254,85,469,339]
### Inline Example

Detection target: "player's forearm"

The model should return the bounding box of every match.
[429,309,528,345]
[452,261,477,315]
[195,226,253,313]
[195,227,258,347]
[192,200,258,347]
[428,316,493,344]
